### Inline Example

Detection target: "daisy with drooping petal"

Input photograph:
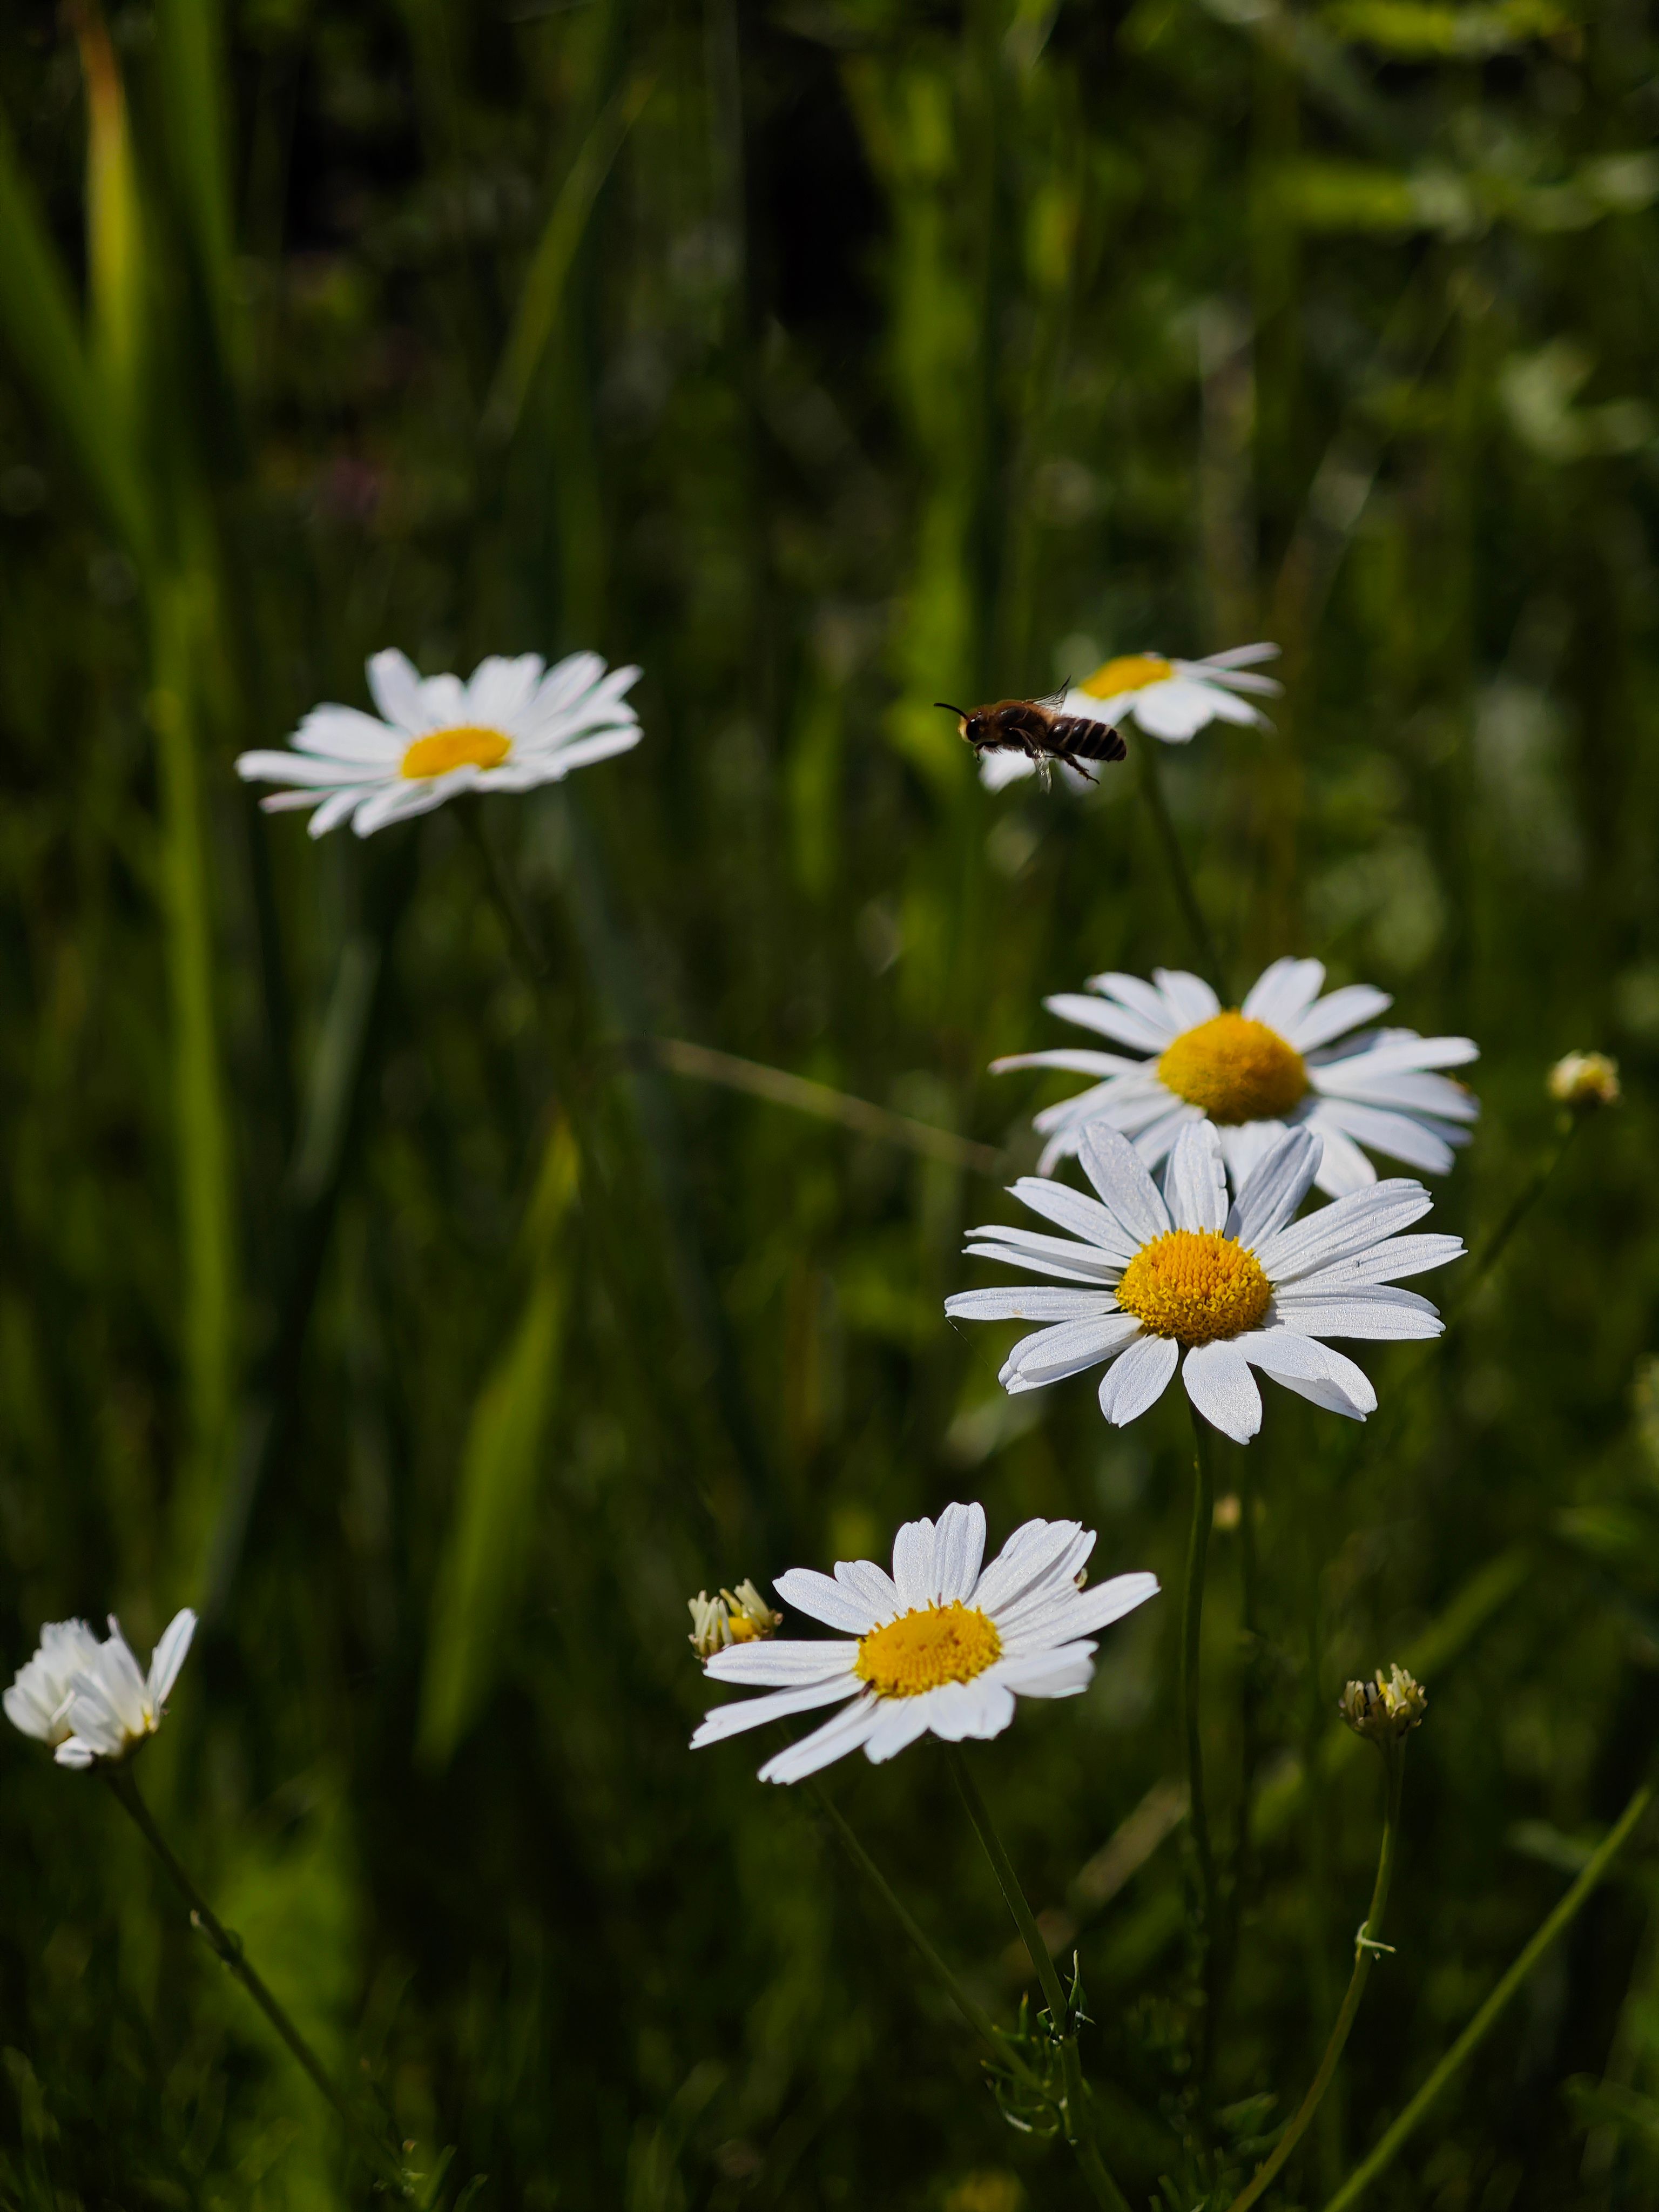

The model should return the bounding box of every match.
[3,1618,104,1751]
[1065,644,1281,744]
[235,649,642,838]
[691,1501,1158,1784]
[8,1610,197,1769]
[945,1122,1461,1445]
[995,956,1479,1197]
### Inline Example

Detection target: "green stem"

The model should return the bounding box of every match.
[104,1766,408,2191]
[1447,1118,1578,1324]
[1321,1779,1652,2212]
[1228,1744,1405,2211]
[947,1748,1132,2212]
[1184,1402,1220,2087]
[807,1780,1050,2101]
[1136,737,1226,994]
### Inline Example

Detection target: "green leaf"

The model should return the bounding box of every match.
[417,1122,581,1767]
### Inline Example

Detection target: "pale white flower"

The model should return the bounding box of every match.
[1065,644,1280,744]
[995,957,1479,1197]
[235,649,642,838]
[945,1122,1462,1445]
[1548,1050,1620,1110]
[24,1611,197,1769]
[691,1501,1157,1783]
[687,1580,783,1664]
[3,1618,104,1749]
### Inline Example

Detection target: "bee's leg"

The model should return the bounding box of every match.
[1036,756,1053,793]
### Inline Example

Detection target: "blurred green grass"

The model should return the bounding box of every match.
[2,0,1659,2204]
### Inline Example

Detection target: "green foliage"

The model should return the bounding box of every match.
[1,0,1659,2206]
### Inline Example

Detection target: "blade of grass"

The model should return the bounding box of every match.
[155,0,237,372]
[0,101,148,554]
[418,1120,580,1766]
[482,75,654,445]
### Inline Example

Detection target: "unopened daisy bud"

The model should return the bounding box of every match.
[1548,1050,1621,1112]
[1339,1664,1427,1747]
[687,1581,781,1664]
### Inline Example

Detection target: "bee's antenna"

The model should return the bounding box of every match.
[934,701,969,718]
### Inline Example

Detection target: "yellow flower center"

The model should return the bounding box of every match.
[1078,653,1174,697]
[726,1613,761,1644]
[1115,1229,1272,1346]
[1158,1011,1307,1124]
[400,725,513,780]
[855,1603,1002,1699]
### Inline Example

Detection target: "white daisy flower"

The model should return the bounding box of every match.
[691,1501,1158,1784]
[10,1610,198,1769]
[945,1122,1462,1445]
[995,956,1479,1197]
[235,649,642,838]
[1064,643,1281,744]
[3,1618,104,1750]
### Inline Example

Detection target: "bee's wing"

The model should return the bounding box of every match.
[1036,680,1071,712]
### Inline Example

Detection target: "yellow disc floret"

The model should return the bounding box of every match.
[1078,653,1174,697]
[1158,1011,1307,1124]
[1115,1230,1272,1346]
[856,1603,1002,1699]
[400,725,513,780]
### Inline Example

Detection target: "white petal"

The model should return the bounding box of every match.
[1092,972,1185,1034]
[1312,1065,1479,1122]
[527,650,608,720]
[862,1699,937,1764]
[1097,1333,1178,1426]
[1255,1180,1434,1282]
[235,750,367,788]
[466,653,544,727]
[418,672,468,724]
[526,725,642,779]
[1307,1232,1464,1286]
[1132,680,1217,739]
[1225,1127,1323,1246]
[1001,1313,1141,1389]
[366,650,434,735]
[1009,1177,1141,1258]
[919,1678,1016,1742]
[991,1048,1145,1078]
[973,1519,1087,1614]
[1069,1570,1161,1636]
[963,1224,1123,1279]
[1285,984,1394,1052]
[309,785,379,837]
[146,1610,196,1709]
[53,1737,96,1769]
[1079,1127,1171,1244]
[961,1240,1122,1289]
[692,1675,859,1748]
[891,1518,938,1609]
[1182,1340,1263,1442]
[935,1503,987,1603]
[1236,1329,1377,1417]
[1202,642,1282,670]
[834,1559,904,1623]
[772,1568,879,1635]
[291,706,404,764]
[349,778,451,837]
[1165,1122,1229,1232]
[1153,969,1221,1029]
[1242,957,1326,1031]
[1270,1287,1442,1340]
[992,1646,1097,1697]
[1045,992,1170,1055]
[1309,1100,1456,1175]
[1318,1033,1479,1077]
[1311,1124,1378,1197]
[758,1694,884,1783]
[946,1286,1119,1323]
[704,1641,858,1686]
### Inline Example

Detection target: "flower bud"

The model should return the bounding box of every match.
[687,1580,781,1664]
[1548,1051,1621,1112]
[1339,1663,1427,1746]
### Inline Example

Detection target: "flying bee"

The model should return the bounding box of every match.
[935,688,1128,789]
